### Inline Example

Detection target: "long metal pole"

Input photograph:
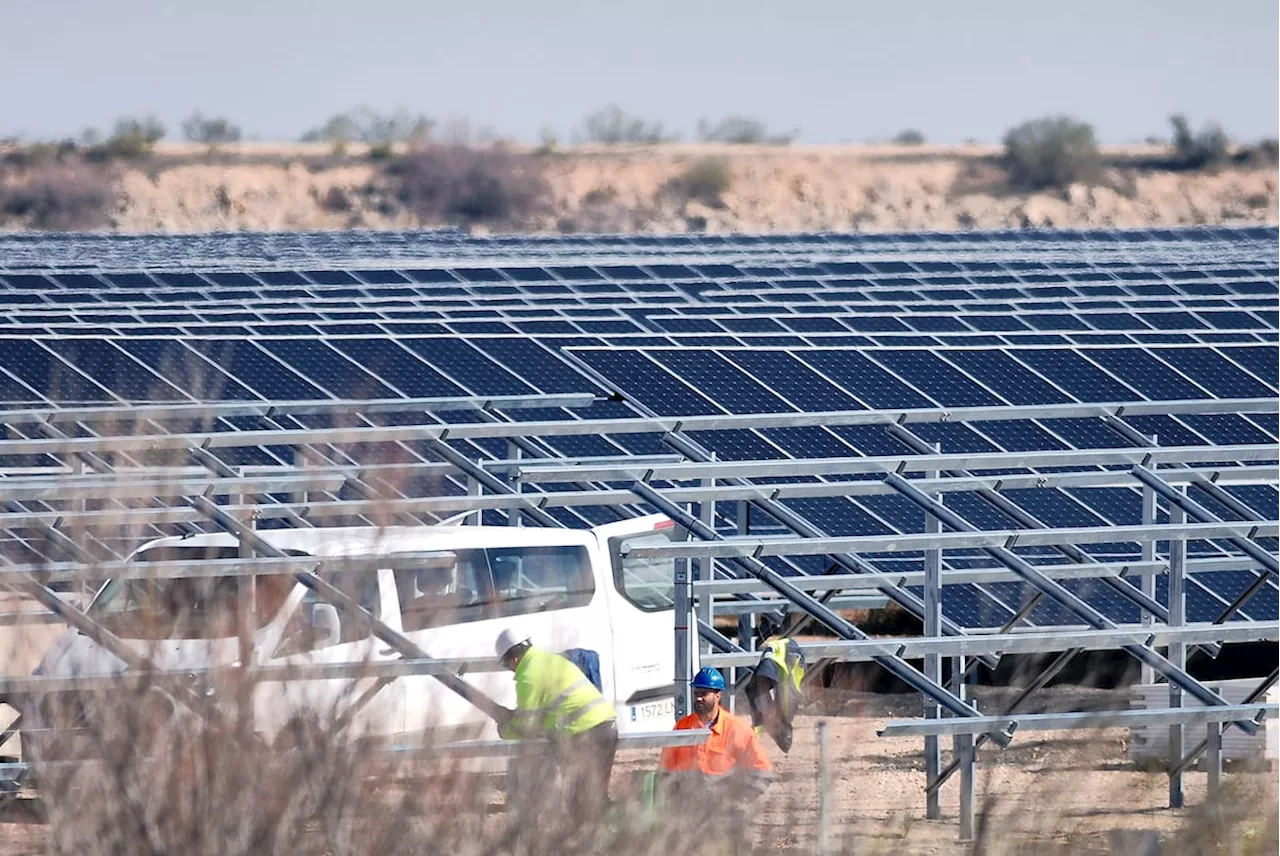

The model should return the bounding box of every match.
[190,494,507,720]
[418,436,562,528]
[883,473,1257,737]
[924,446,942,820]
[659,430,1000,670]
[631,481,1010,746]
[1169,491,1187,810]
[1205,722,1222,798]
[1141,473,1157,685]
[697,474,715,660]
[1170,667,1278,777]
[1131,466,1279,576]
[889,424,1171,625]
[675,557,692,719]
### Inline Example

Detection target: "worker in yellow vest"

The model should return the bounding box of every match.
[745,635,806,752]
[494,628,618,822]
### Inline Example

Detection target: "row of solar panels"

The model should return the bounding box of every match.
[0,334,1275,405]
[0,227,1274,630]
[1,293,1272,329]
[1,338,1274,628]
[2,224,1274,270]
[4,256,1277,288]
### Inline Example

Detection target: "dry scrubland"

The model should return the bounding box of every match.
[0,142,1276,234]
[0,687,1274,856]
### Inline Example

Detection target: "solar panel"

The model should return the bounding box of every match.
[0,225,1274,632]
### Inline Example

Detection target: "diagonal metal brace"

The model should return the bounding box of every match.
[1168,667,1279,777]
[1130,466,1278,577]
[886,423,1218,658]
[190,495,506,721]
[883,473,1259,737]
[632,481,1012,747]
[659,430,1000,670]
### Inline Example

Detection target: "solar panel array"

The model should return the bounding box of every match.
[1,225,1276,632]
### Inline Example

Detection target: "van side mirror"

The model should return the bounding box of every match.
[310,603,341,648]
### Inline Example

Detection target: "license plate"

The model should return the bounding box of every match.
[630,698,674,722]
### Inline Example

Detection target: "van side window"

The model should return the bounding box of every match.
[395,552,491,631]
[487,546,593,617]
[609,528,680,612]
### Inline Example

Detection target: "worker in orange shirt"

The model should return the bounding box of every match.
[658,667,774,843]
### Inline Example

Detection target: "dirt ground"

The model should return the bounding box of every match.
[4,142,1275,233]
[616,686,1277,854]
[1,685,1273,855]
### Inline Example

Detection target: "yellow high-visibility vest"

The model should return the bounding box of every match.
[761,637,805,716]
[500,646,615,739]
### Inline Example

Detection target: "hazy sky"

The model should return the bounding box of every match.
[3,0,1277,144]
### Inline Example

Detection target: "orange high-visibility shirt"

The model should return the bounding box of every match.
[659,706,773,776]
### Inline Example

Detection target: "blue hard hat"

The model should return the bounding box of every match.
[691,667,726,691]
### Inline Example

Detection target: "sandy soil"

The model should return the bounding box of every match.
[614,688,1279,854]
[0,686,1273,855]
[4,143,1276,234]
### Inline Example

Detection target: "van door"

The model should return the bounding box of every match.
[253,567,405,744]
[596,515,686,733]
[396,541,611,743]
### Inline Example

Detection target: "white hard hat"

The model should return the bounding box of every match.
[495,627,531,659]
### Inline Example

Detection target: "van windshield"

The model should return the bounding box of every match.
[90,546,297,640]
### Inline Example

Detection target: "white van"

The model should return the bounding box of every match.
[23,514,685,759]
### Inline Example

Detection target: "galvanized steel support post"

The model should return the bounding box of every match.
[1169,491,1187,810]
[924,447,942,820]
[674,557,692,720]
[952,655,975,841]
[656,427,998,670]
[697,473,715,660]
[507,441,522,526]
[733,499,752,714]
[883,473,1255,736]
[631,481,1008,744]
[419,436,562,528]
[1141,466,1157,686]
[1170,668,1278,777]
[1205,722,1222,798]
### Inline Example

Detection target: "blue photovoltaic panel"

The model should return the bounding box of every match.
[0,225,1274,628]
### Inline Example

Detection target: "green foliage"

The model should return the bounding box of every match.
[85,116,166,161]
[1002,115,1100,191]
[672,156,733,207]
[696,116,796,145]
[577,105,674,145]
[182,112,243,145]
[389,144,549,226]
[1170,114,1230,169]
[893,128,926,145]
[300,107,433,145]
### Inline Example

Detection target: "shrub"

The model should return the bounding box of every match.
[182,112,243,145]
[301,107,433,145]
[320,186,353,213]
[1002,115,1100,191]
[577,105,673,145]
[0,162,114,229]
[89,116,166,160]
[696,116,796,145]
[1170,114,1230,169]
[893,128,926,145]
[389,144,550,226]
[671,156,732,207]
